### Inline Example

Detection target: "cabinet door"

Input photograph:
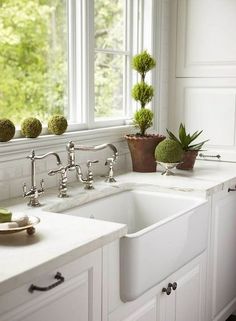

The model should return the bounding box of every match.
[120,299,158,321]
[210,188,236,320]
[160,253,206,321]
[170,78,236,160]
[175,264,204,321]
[176,0,236,77]
[0,250,102,321]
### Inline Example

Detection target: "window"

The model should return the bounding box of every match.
[0,0,68,125]
[0,0,154,132]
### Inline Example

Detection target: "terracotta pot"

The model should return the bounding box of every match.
[176,150,198,170]
[125,134,165,172]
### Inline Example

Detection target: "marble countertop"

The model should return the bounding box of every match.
[1,159,236,295]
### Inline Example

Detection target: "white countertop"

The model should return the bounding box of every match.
[1,159,236,295]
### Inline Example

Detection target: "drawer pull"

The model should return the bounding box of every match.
[199,153,221,159]
[28,272,65,293]
[228,187,236,192]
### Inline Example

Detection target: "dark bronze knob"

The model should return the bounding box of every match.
[168,282,177,291]
[162,286,172,295]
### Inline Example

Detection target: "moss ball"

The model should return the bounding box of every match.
[48,115,68,135]
[0,119,15,142]
[155,139,183,163]
[21,117,42,138]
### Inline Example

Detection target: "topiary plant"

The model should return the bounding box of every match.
[0,119,15,142]
[48,115,68,135]
[131,50,156,136]
[21,117,42,138]
[155,139,184,163]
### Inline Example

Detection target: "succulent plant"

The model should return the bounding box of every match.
[21,117,42,138]
[48,115,68,135]
[166,123,208,151]
[0,119,15,142]
[131,50,156,136]
[155,139,184,163]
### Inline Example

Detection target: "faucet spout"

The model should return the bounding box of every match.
[74,143,118,162]
[27,150,61,165]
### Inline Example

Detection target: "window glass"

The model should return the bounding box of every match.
[94,0,127,120]
[0,0,68,125]
[95,52,124,118]
[95,0,124,50]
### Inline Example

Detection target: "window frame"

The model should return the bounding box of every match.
[1,0,158,143]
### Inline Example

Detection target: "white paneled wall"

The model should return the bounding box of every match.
[169,0,236,161]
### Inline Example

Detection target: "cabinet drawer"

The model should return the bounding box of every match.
[0,249,101,321]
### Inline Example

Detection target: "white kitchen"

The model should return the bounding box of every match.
[0,1,236,321]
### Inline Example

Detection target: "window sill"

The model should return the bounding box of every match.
[0,125,135,163]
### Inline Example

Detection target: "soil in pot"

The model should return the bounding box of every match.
[176,150,198,170]
[125,134,165,172]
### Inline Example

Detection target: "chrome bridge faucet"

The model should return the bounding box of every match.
[23,141,118,203]
[23,150,61,207]
[66,141,118,186]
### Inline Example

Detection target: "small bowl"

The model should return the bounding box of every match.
[157,162,181,176]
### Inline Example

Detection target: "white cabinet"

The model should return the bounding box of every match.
[0,249,102,321]
[159,253,206,321]
[169,78,236,159]
[207,186,236,321]
[107,246,206,321]
[176,0,236,77]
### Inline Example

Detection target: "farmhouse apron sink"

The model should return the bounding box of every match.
[60,189,209,301]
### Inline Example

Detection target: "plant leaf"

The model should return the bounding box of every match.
[166,128,180,143]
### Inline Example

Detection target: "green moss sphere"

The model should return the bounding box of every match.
[0,119,15,142]
[155,139,183,163]
[48,115,68,135]
[21,117,42,138]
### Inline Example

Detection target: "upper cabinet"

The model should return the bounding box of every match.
[176,0,236,77]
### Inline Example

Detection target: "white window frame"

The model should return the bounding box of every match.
[67,0,154,132]
[1,0,159,156]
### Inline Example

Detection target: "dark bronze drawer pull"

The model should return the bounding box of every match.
[28,272,65,293]
[199,153,221,159]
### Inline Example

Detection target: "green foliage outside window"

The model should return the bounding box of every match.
[0,0,67,125]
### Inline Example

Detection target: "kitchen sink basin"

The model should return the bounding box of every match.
[59,189,209,301]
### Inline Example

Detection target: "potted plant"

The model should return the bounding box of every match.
[125,51,165,172]
[166,123,209,170]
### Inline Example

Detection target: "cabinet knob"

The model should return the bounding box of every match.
[162,286,172,295]
[168,282,177,291]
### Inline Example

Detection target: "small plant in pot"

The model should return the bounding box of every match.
[125,51,165,172]
[166,123,209,170]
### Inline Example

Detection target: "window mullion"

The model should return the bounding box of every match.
[84,0,95,129]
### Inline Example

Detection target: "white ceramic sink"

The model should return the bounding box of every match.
[60,189,209,301]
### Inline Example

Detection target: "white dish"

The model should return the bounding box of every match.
[0,216,40,235]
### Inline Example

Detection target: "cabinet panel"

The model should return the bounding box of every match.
[211,190,236,319]
[175,266,201,321]
[170,78,236,157]
[0,249,102,321]
[17,272,89,321]
[121,299,157,321]
[176,0,236,77]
